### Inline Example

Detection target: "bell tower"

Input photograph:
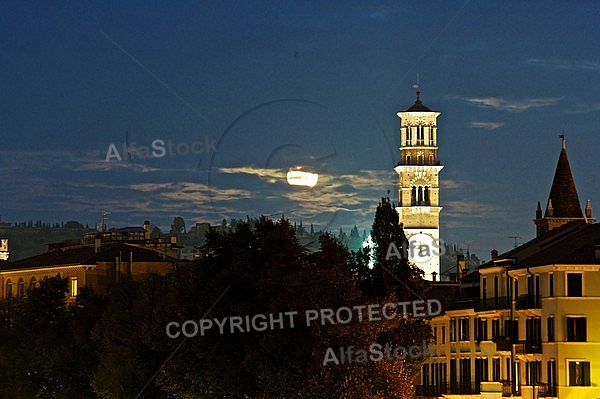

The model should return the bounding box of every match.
[394,91,443,280]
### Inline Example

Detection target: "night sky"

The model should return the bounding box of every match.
[2,1,600,258]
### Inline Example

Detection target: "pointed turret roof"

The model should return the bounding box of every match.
[544,137,583,218]
[406,91,433,112]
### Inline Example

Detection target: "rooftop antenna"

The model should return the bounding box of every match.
[411,73,420,91]
[508,234,521,248]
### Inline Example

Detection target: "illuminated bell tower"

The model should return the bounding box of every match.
[394,91,443,280]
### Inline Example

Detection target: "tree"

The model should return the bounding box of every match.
[0,275,102,399]
[64,220,84,229]
[170,216,186,235]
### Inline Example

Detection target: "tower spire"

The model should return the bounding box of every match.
[535,135,594,236]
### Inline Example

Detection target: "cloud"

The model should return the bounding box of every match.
[460,96,560,112]
[444,200,498,219]
[441,179,465,190]
[469,121,505,130]
[526,58,600,71]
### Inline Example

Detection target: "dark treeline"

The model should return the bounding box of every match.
[0,198,435,399]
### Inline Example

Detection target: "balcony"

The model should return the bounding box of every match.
[416,383,480,396]
[514,340,543,354]
[515,294,541,310]
[501,380,512,397]
[537,382,557,397]
[476,296,510,311]
[492,336,512,351]
[415,384,446,397]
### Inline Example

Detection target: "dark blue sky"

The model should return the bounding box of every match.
[2,0,600,257]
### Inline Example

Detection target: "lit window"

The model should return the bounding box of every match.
[569,361,590,386]
[71,277,78,297]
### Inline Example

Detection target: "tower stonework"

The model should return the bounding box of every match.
[394,92,442,280]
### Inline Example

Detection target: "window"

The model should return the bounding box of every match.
[429,155,434,165]
[406,155,411,164]
[547,316,554,342]
[492,358,500,382]
[406,127,412,145]
[535,275,540,307]
[17,279,25,298]
[494,275,499,301]
[567,273,583,297]
[442,325,446,344]
[459,318,470,341]
[482,277,487,304]
[475,358,488,383]
[422,363,429,385]
[433,326,438,344]
[450,359,457,384]
[526,318,542,350]
[567,317,586,342]
[492,319,500,340]
[29,277,37,295]
[548,360,556,391]
[526,361,541,385]
[423,187,430,205]
[549,273,554,297]
[475,318,487,341]
[411,186,417,206]
[514,280,519,298]
[450,318,456,342]
[569,361,590,386]
[505,319,518,341]
[417,155,423,165]
[6,280,12,300]
[460,358,471,384]
[71,277,78,297]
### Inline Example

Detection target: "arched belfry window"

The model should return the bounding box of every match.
[411,186,417,206]
[424,187,430,205]
[418,186,424,205]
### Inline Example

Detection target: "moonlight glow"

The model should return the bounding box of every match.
[286,168,318,187]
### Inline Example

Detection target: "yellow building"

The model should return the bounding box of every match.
[0,221,183,303]
[417,139,599,399]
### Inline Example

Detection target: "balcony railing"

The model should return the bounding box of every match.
[492,336,512,351]
[514,340,543,354]
[501,380,512,397]
[475,296,510,311]
[415,382,480,397]
[415,384,446,397]
[515,294,541,310]
[537,383,557,397]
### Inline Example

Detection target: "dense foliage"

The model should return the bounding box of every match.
[0,201,433,398]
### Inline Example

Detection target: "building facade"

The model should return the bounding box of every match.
[395,91,443,280]
[417,139,599,399]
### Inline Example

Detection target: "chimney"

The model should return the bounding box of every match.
[491,249,499,259]
[144,220,151,239]
[586,200,593,219]
[431,271,438,282]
